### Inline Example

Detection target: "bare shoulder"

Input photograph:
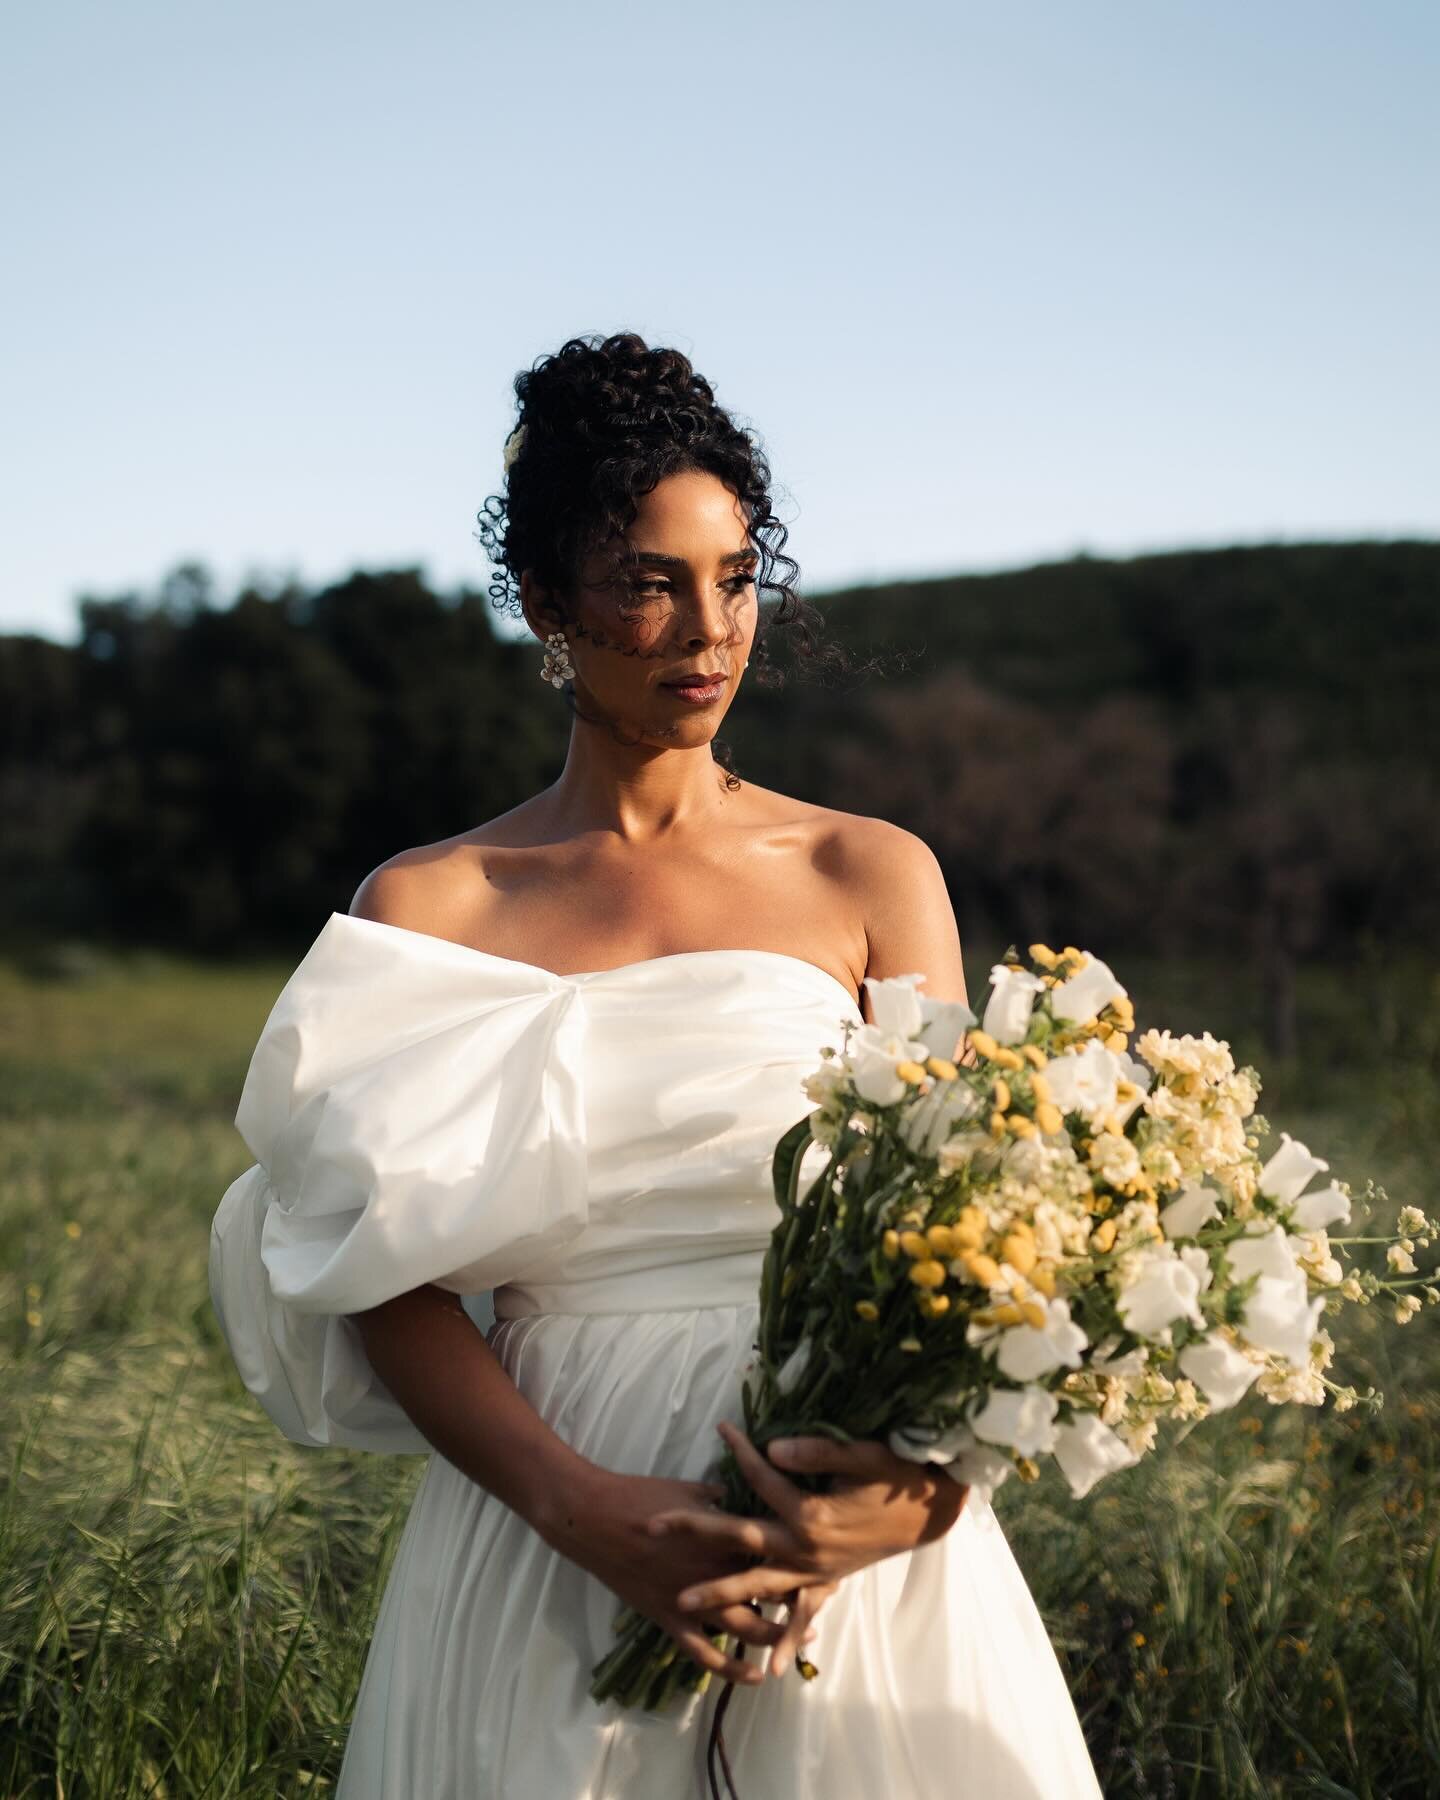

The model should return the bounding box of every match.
[819,809,970,1009]
[348,827,504,937]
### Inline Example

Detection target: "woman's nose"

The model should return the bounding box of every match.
[680,584,738,650]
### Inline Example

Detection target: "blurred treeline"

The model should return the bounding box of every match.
[2,540,1436,1052]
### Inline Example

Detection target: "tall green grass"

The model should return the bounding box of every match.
[1,942,1436,1796]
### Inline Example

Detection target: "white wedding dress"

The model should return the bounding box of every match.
[209,911,1104,1799]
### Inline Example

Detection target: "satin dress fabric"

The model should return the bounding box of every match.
[209,911,1104,1799]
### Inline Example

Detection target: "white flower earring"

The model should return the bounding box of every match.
[540,630,576,687]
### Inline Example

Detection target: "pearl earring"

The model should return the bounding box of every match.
[540,631,576,687]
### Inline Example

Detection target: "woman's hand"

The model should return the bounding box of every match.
[536,1462,794,1686]
[647,1420,970,1670]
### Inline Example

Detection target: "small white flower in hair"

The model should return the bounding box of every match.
[503,423,527,471]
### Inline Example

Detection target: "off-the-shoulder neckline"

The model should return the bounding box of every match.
[328,911,863,1013]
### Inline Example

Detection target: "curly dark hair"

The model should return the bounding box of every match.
[474,331,863,789]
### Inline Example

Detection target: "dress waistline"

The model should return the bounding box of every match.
[492,1249,763,1319]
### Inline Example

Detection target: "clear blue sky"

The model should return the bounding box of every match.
[4,0,1436,643]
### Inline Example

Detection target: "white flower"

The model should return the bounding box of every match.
[502,422,527,470]
[1257,1132,1329,1205]
[1111,1050,1154,1126]
[949,1441,1016,1506]
[1290,1182,1351,1230]
[773,1338,812,1395]
[1044,1039,1125,1125]
[1387,1241,1418,1274]
[846,1023,933,1106]
[936,1128,1000,1175]
[899,1077,983,1158]
[1225,1225,1300,1286]
[1090,1336,1148,1378]
[1241,1276,1326,1366]
[1049,956,1127,1025]
[1089,1132,1143,1188]
[981,964,1047,1045]
[888,1421,1015,1507]
[860,972,977,1060]
[861,972,928,1038]
[994,1295,1089,1381]
[1397,1205,1427,1236]
[1115,1243,1207,1336]
[1178,1243,1214,1294]
[1160,1178,1221,1240]
[801,1060,847,1107]
[1177,1330,1261,1411]
[1053,1411,1142,1497]
[966,1384,1060,1457]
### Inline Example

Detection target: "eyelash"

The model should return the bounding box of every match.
[632,574,755,597]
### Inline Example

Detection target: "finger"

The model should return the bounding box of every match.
[768,1581,837,1677]
[696,1603,785,1648]
[718,1420,806,1521]
[648,1508,791,1559]
[667,1622,764,1687]
[678,1565,822,1613]
[766,1435,895,1480]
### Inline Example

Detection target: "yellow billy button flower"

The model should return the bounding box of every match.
[993,1047,1024,1071]
[968,1029,1001,1060]
[1109,1032,1129,1053]
[899,1229,930,1259]
[925,1055,958,1080]
[1091,1219,1118,1253]
[992,1077,1012,1112]
[1029,1072,1053,1105]
[1029,943,1059,967]
[1060,946,1087,966]
[1002,1232,1038,1274]
[900,1337,923,1353]
[927,1223,957,1258]
[908,1258,948,1290]
[919,1291,951,1318]
[1029,1263,1058,1298]
[1020,1301,1048,1329]
[854,1299,880,1322]
[953,1206,987,1248]
[1007,1114,1036,1138]
[958,1250,1002,1287]
[1036,1102,1065,1135]
[1021,1043,1048,1070]
[1015,1457,1041,1482]
[882,1229,901,1260]
[1103,1111,1127,1136]
[991,1303,1026,1326]
[988,1109,1007,1138]
[895,1059,928,1085]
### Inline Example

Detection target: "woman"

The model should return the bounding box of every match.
[210,332,1104,1797]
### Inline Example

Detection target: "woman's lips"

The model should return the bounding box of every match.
[660,676,727,704]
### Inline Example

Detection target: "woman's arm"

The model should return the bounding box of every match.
[350,1284,782,1686]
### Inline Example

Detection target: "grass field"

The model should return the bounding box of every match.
[1,938,1437,1797]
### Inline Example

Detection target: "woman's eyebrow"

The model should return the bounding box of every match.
[626,548,759,569]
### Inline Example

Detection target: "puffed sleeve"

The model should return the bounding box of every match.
[208,913,590,1451]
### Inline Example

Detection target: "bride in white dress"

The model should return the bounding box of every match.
[209,331,1105,1798]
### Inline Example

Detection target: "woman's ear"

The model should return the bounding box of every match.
[519,570,567,641]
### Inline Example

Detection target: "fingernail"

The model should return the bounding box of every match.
[677,1591,700,1610]
[769,1439,795,1464]
[649,1521,668,1538]
[774,1655,790,1677]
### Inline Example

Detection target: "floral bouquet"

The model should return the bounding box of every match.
[589,945,1436,1712]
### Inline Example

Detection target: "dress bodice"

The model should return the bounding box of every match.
[209,911,862,1450]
